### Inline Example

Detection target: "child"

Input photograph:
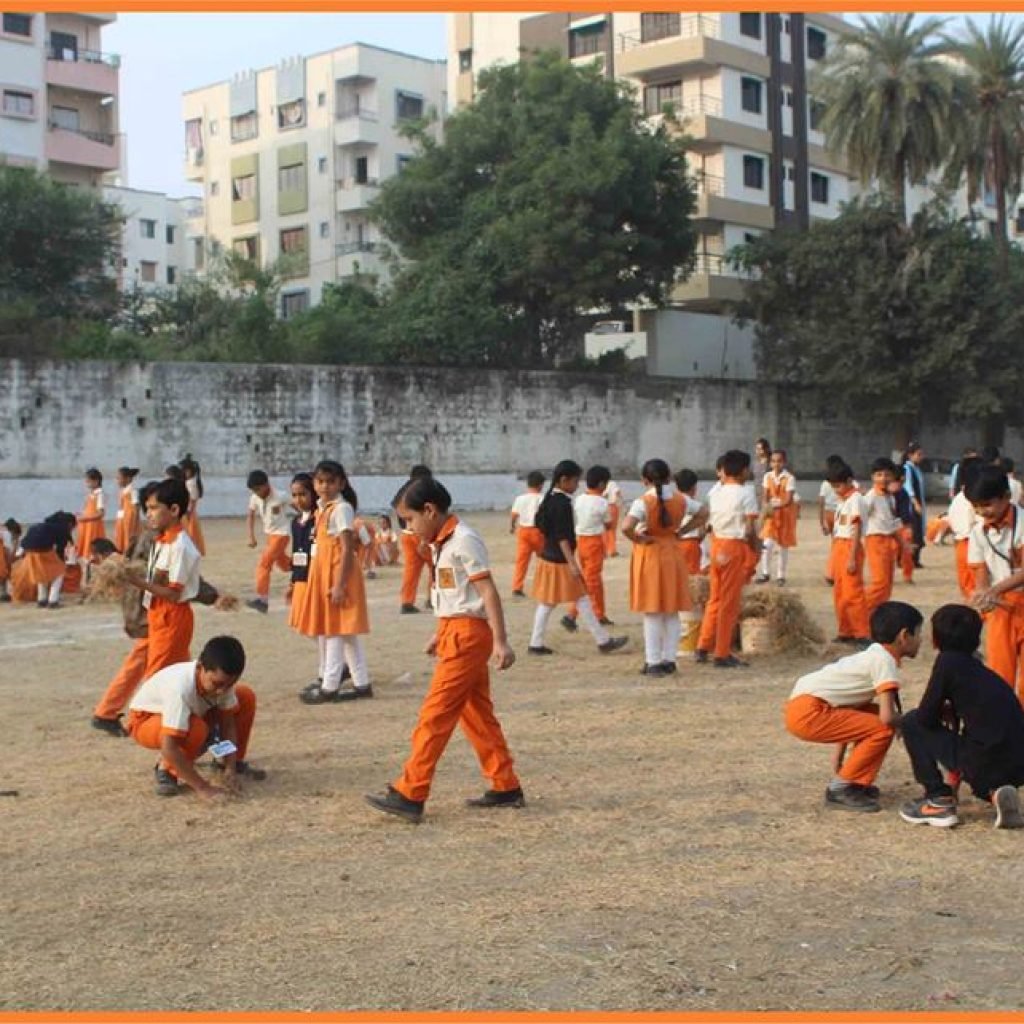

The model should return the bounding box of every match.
[374,514,399,566]
[365,477,522,823]
[673,469,708,577]
[899,604,1024,829]
[180,455,206,556]
[564,465,612,631]
[948,456,982,601]
[398,464,434,613]
[695,450,760,668]
[757,449,797,586]
[353,514,378,579]
[622,459,692,676]
[245,469,293,614]
[1004,457,1024,508]
[902,442,927,569]
[890,468,915,584]
[966,466,1024,698]
[113,466,140,555]
[603,477,623,558]
[862,457,903,617]
[285,473,317,635]
[126,635,261,799]
[509,470,545,597]
[818,454,845,585]
[76,468,106,570]
[20,512,75,609]
[830,463,871,646]
[296,460,372,703]
[528,459,628,656]
[0,516,16,602]
[785,601,921,812]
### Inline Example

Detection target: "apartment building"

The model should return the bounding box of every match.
[0,11,121,186]
[183,43,447,319]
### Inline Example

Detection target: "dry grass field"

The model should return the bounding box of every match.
[2,509,1021,1012]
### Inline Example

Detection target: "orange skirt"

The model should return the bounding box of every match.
[76,519,106,560]
[10,559,35,602]
[630,537,691,614]
[294,540,370,637]
[532,559,586,606]
[288,580,307,631]
[0,543,8,582]
[23,550,65,585]
[762,504,798,547]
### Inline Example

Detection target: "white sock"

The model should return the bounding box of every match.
[643,614,663,664]
[777,548,789,580]
[321,636,345,691]
[341,635,369,689]
[760,539,775,577]
[576,596,610,646]
[48,577,63,604]
[37,583,47,603]
[317,636,328,680]
[530,604,555,648]
[661,613,681,663]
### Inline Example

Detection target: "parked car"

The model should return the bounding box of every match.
[916,456,955,501]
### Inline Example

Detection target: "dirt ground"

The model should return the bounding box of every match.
[2,509,1021,1013]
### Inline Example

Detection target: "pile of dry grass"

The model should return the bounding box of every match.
[739,585,825,653]
[688,575,710,608]
[84,556,144,603]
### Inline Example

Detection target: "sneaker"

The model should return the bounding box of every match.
[713,655,748,669]
[560,615,579,634]
[640,663,669,677]
[659,661,678,675]
[824,783,880,813]
[527,645,554,656]
[598,617,614,626]
[299,685,347,705]
[694,649,709,664]
[512,589,526,598]
[365,785,424,823]
[598,636,629,654]
[899,797,959,828]
[246,598,269,614]
[154,766,180,798]
[91,715,126,738]
[400,603,420,614]
[466,787,526,809]
[212,759,268,781]
[334,685,374,702]
[993,785,1024,829]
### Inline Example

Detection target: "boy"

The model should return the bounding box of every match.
[564,465,613,631]
[830,463,871,646]
[1003,457,1024,508]
[366,476,521,823]
[966,466,1024,698]
[245,469,292,614]
[126,635,261,798]
[674,468,708,576]
[862,458,903,617]
[785,601,922,812]
[948,456,982,601]
[900,605,1024,829]
[695,450,760,669]
[603,477,623,558]
[509,470,545,597]
[890,468,916,584]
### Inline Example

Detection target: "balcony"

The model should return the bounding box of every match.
[692,171,774,229]
[336,178,380,212]
[617,20,769,80]
[671,253,746,307]
[335,241,379,257]
[45,123,120,172]
[45,46,119,95]
[335,108,380,148]
[336,240,383,278]
[660,96,771,153]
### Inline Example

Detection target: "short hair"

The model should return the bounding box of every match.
[931,604,982,654]
[720,450,750,478]
[674,468,698,493]
[138,480,161,507]
[982,445,1002,464]
[85,467,102,485]
[526,470,545,489]
[400,476,452,513]
[409,464,433,480]
[164,464,185,481]
[150,478,190,517]
[825,454,845,468]
[958,456,984,493]
[90,537,118,557]
[4,517,20,534]
[199,635,246,677]
[118,466,139,480]
[827,462,854,486]
[586,464,611,490]
[965,466,1010,504]
[247,469,269,489]
[1003,456,1016,474]
[871,457,898,475]
[869,601,924,643]
[771,449,788,461]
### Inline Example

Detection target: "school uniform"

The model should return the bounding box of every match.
[785,643,901,787]
[392,516,520,804]
[697,480,759,660]
[184,477,206,556]
[127,660,256,775]
[568,489,610,621]
[892,487,915,582]
[1011,477,1023,507]
[903,459,926,558]
[831,490,870,640]
[603,480,623,557]
[947,492,977,601]
[819,480,838,534]
[144,524,201,677]
[676,495,705,577]
[968,506,1024,699]
[76,487,106,561]
[510,489,544,593]
[114,484,139,554]
[249,488,293,601]
[759,469,798,581]
[287,510,315,632]
[862,487,901,616]
[399,525,432,607]
[374,527,399,566]
[354,516,378,572]
[20,520,72,605]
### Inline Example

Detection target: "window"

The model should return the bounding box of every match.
[783,18,791,34]
[809,99,826,131]
[209,119,218,135]
[230,111,257,142]
[744,232,759,244]
[396,155,413,174]
[278,99,305,129]
[395,91,424,121]
[49,30,77,59]
[784,89,793,108]
[139,261,157,283]
[233,236,258,261]
[167,266,177,285]
[354,155,369,184]
[166,225,176,244]
[458,48,472,73]
[640,13,680,43]
[811,171,829,204]
[2,12,31,36]
[278,163,305,192]
[281,290,309,319]
[280,226,307,255]
[643,80,681,116]
[232,174,256,201]
[210,181,219,197]
[2,90,33,116]
[743,155,765,190]
[807,27,827,60]
[139,219,156,239]
[741,77,762,115]
[569,24,603,59]
[739,13,761,39]
[50,104,79,130]
[786,165,795,181]
[317,91,326,107]
[319,221,330,238]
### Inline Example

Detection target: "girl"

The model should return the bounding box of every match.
[296,460,372,703]
[375,514,399,566]
[22,511,75,608]
[286,473,317,635]
[623,459,692,676]
[114,466,140,554]
[528,459,627,656]
[76,468,106,572]
[902,442,926,569]
[180,455,206,556]
[353,514,378,579]
[758,449,798,586]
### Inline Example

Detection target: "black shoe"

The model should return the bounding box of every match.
[246,598,269,614]
[713,655,748,668]
[36,600,47,609]
[466,787,525,809]
[527,645,554,655]
[512,589,526,598]
[154,766,180,798]
[754,574,770,585]
[365,785,424,823]
[334,685,374,701]
[824,784,880,813]
[598,636,628,654]
[299,685,347,705]
[400,603,420,614]
[694,649,709,664]
[91,715,126,738]
[0,593,10,603]
[598,616,614,626]
[211,759,268,781]
[640,663,669,676]
[46,602,61,609]
[660,661,678,674]
[560,615,579,633]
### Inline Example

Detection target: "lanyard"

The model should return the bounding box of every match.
[985,506,1018,569]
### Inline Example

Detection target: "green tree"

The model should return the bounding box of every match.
[813,14,954,222]
[287,278,385,364]
[373,52,697,366]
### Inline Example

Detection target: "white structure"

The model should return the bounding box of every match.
[182,43,447,318]
[0,11,121,186]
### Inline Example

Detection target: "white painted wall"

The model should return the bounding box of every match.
[0,16,46,167]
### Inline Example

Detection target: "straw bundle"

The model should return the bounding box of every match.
[739,586,825,654]
[85,556,144,603]
[688,574,710,608]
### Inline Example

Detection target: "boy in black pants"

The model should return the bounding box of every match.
[900,604,1024,829]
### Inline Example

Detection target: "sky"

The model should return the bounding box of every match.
[103,13,448,197]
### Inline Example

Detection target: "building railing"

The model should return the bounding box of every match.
[336,241,379,256]
[646,94,723,119]
[48,121,115,146]
[691,253,732,275]
[693,172,725,197]
[46,45,120,68]
[617,15,719,52]
[336,177,380,189]
[336,107,378,122]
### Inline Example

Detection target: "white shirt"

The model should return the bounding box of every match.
[186,478,201,503]
[863,489,900,537]
[1011,478,1023,506]
[88,486,104,514]
[818,480,839,512]
[117,483,137,521]
[680,494,704,535]
[575,492,610,536]
[430,518,491,619]
[708,482,758,539]
[967,507,1024,584]
[604,480,622,507]
[626,487,697,526]
[324,499,355,537]
[789,644,900,706]
[762,469,796,510]
[947,492,976,542]
[511,491,543,529]
[143,527,201,609]
[129,660,239,735]
[833,492,867,540]
[249,488,292,536]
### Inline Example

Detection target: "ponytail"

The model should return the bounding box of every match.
[180,454,204,498]
[641,458,672,528]
[314,459,358,511]
[537,458,582,534]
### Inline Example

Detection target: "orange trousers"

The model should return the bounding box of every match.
[604,505,620,557]
[698,538,751,659]
[511,525,544,592]
[400,531,431,605]
[823,512,837,581]
[785,694,895,786]
[568,534,606,620]
[94,637,149,720]
[256,534,291,597]
[678,538,703,577]
[145,601,193,678]
[899,525,914,582]
[863,534,898,617]
[129,684,256,774]
[984,595,1024,704]
[832,538,870,640]
[955,539,974,602]
[394,617,519,804]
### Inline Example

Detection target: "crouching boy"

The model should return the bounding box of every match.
[899,604,1024,829]
[126,635,263,798]
[785,601,923,813]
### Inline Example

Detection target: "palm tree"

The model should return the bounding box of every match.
[812,14,954,223]
[944,16,1024,274]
